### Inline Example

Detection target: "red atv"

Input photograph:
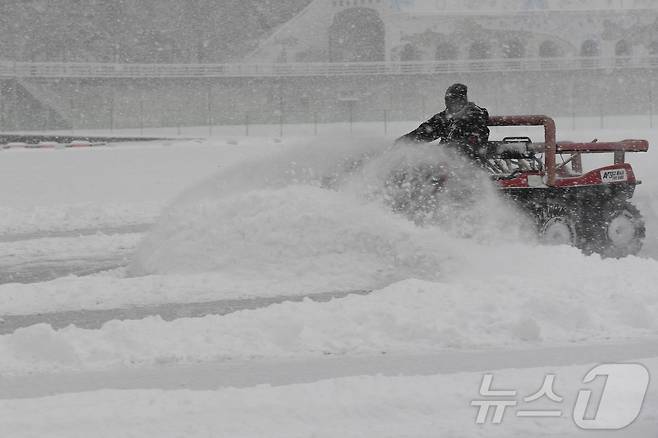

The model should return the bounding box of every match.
[486,115,648,258]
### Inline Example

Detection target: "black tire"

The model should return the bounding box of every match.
[588,202,645,258]
[537,203,579,247]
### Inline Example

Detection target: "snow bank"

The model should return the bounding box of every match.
[1,360,656,437]
[1,269,657,375]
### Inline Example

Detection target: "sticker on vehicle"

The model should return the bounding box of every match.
[600,169,628,183]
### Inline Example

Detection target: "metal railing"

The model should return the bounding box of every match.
[1,56,657,79]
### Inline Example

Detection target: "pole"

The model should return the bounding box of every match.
[0,89,4,132]
[650,87,654,129]
[572,111,576,130]
[600,105,604,129]
[245,113,250,137]
[70,97,74,135]
[207,85,212,137]
[314,112,318,136]
[349,103,354,135]
[494,82,500,113]
[570,80,576,130]
[278,82,285,138]
[109,93,115,133]
[384,109,388,135]
[0,80,4,132]
[139,98,144,136]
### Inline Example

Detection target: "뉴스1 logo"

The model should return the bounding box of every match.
[601,169,628,183]
[472,363,650,430]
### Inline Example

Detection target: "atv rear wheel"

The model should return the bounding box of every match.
[537,204,578,247]
[589,202,645,258]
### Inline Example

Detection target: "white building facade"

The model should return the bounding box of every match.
[247,0,658,63]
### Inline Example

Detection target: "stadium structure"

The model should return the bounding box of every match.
[1,0,658,131]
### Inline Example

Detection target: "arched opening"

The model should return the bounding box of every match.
[435,43,458,60]
[469,41,491,59]
[539,40,560,58]
[580,39,600,68]
[400,43,420,61]
[329,8,385,62]
[615,40,632,57]
[502,39,525,58]
[580,39,600,57]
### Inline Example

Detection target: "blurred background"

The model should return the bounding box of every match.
[0,0,657,133]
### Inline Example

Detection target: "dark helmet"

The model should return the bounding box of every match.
[445,83,468,112]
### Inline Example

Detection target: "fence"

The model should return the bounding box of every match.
[59,108,657,139]
[2,58,657,133]
[1,56,658,79]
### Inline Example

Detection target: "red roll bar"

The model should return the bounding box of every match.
[487,116,649,186]
[556,140,649,153]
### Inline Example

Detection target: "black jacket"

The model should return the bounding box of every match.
[399,102,490,151]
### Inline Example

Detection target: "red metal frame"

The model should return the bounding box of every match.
[488,115,649,186]
[556,140,649,153]
[488,115,557,185]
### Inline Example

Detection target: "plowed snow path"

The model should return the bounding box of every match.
[0,257,127,284]
[0,290,369,334]
[0,230,143,284]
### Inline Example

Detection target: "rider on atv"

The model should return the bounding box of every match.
[397,83,490,161]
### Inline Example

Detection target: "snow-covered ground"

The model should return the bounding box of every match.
[1,120,657,436]
[3,360,657,437]
[0,138,286,235]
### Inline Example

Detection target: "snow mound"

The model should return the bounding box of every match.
[129,138,531,280]
[1,274,657,375]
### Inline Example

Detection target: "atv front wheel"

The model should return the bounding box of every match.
[590,202,645,258]
[538,204,578,247]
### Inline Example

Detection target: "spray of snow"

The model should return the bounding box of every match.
[128,137,533,283]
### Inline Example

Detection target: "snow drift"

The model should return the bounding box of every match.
[2,271,658,375]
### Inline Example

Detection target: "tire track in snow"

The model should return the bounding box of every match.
[0,257,128,285]
[0,223,152,243]
[0,290,371,335]
[0,229,144,284]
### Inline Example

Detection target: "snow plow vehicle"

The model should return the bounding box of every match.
[485,115,648,258]
[387,115,648,257]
